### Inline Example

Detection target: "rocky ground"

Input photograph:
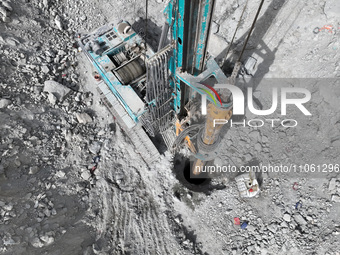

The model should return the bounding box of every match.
[0,0,339,254]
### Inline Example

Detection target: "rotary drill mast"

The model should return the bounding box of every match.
[167,0,235,175]
[167,0,266,177]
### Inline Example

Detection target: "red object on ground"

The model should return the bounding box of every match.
[293,182,299,190]
[234,217,240,225]
[249,188,254,192]
[90,165,97,174]
[94,74,101,81]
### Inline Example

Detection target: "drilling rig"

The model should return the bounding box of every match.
[78,0,265,185]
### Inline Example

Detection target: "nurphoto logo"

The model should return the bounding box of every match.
[199,84,312,128]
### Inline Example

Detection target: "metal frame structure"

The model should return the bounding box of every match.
[78,0,233,166]
[79,0,265,171]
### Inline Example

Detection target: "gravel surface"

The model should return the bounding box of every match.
[0,0,339,254]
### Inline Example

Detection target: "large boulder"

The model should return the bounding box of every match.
[76,112,92,124]
[0,98,11,108]
[43,80,71,102]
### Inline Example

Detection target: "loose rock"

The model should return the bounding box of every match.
[55,15,63,30]
[331,194,340,202]
[43,80,71,101]
[76,112,92,124]
[0,98,11,108]
[283,213,291,222]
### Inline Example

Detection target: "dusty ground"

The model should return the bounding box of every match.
[0,0,339,254]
